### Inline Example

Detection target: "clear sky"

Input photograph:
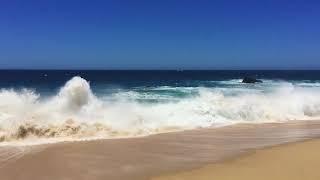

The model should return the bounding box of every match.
[0,0,320,69]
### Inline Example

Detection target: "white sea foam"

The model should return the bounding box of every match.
[1,76,320,145]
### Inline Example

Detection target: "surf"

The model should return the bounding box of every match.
[1,76,320,145]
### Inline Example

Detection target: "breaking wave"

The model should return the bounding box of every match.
[1,76,320,145]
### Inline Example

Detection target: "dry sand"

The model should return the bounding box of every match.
[1,121,320,180]
[153,139,320,180]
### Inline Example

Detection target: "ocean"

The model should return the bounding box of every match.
[1,70,320,145]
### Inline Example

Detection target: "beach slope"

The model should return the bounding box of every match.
[154,139,320,180]
[1,121,320,180]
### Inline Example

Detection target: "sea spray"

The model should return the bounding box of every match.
[1,76,320,145]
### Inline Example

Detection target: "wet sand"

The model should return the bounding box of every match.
[153,139,320,180]
[1,121,320,180]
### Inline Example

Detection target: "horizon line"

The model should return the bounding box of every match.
[0,69,320,71]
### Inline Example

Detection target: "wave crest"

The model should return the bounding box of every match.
[1,76,320,145]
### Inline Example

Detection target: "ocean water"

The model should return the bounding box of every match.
[1,70,320,145]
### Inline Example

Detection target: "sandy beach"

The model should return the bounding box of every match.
[1,121,320,180]
[2,0,320,179]
[154,139,320,180]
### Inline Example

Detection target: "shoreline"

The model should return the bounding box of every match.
[153,138,320,180]
[1,119,318,147]
[1,120,320,180]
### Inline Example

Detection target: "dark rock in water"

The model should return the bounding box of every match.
[242,77,263,83]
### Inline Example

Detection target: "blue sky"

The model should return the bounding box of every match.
[0,0,320,69]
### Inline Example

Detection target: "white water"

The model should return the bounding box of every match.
[1,76,320,145]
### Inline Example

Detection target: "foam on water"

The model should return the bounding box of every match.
[1,76,320,145]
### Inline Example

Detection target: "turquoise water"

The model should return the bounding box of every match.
[0,70,320,145]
